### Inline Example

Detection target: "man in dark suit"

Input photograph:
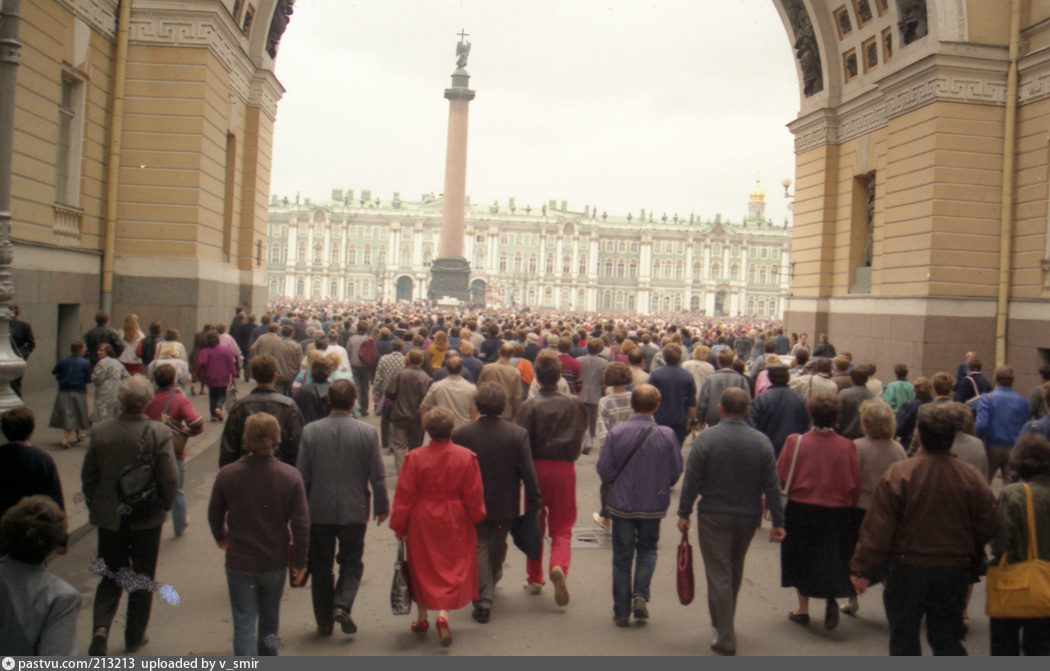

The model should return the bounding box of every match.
[453,382,541,624]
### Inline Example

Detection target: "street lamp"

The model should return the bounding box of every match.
[0,0,27,409]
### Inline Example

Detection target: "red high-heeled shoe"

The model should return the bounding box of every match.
[436,616,451,647]
[411,619,429,634]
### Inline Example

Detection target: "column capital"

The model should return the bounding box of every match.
[444,87,476,101]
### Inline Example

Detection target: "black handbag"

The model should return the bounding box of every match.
[390,540,412,615]
[511,509,542,560]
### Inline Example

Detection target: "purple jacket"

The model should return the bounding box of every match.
[596,415,683,518]
[196,345,236,388]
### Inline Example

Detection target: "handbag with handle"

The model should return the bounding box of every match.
[390,540,413,615]
[985,483,1050,618]
[677,528,695,605]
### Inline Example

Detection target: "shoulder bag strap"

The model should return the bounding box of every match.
[783,434,803,496]
[968,376,980,398]
[610,425,657,486]
[161,389,177,416]
[1024,483,1038,561]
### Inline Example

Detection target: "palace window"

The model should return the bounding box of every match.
[346,246,356,265]
[347,280,355,297]
[604,259,614,277]
[653,260,661,278]
[311,279,321,298]
[362,280,370,296]
[627,294,635,311]
[713,243,722,257]
[674,262,683,281]
[693,263,702,281]
[329,281,337,297]
[296,278,304,296]
[711,262,721,279]
[330,247,339,263]
[603,292,612,310]
[545,256,554,274]
[759,267,768,285]
[617,261,625,279]
[747,297,755,314]
[297,244,305,263]
[628,261,637,279]
[363,246,371,265]
[514,254,523,273]
[56,73,86,206]
[270,244,281,264]
[730,264,739,281]
[748,265,756,283]
[563,257,571,275]
[401,246,411,267]
[615,292,625,310]
[499,255,508,272]
[528,255,537,273]
[579,255,587,275]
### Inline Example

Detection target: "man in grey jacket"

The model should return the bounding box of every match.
[696,348,750,429]
[296,379,388,637]
[81,375,178,656]
[677,388,785,656]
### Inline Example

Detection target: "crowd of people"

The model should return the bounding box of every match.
[1,299,1049,657]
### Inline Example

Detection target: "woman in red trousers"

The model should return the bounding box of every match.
[390,406,486,647]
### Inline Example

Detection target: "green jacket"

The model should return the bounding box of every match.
[990,476,1050,564]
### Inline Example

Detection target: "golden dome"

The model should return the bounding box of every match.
[750,179,765,201]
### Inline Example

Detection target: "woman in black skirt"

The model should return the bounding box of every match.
[777,394,861,630]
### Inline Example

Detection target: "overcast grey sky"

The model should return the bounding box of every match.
[270,0,801,226]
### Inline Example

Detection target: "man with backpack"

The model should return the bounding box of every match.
[81,375,178,656]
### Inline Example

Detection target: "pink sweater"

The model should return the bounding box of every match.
[777,430,860,508]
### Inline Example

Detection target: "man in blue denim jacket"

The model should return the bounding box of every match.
[975,365,1030,484]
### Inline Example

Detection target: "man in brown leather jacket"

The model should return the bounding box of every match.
[849,403,997,656]
[514,351,587,608]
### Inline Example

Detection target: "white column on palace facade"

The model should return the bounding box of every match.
[412,224,423,267]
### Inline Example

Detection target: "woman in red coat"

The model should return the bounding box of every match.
[390,406,486,647]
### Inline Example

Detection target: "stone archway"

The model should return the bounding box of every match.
[396,275,414,302]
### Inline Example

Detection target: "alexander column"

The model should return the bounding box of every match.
[429,31,475,302]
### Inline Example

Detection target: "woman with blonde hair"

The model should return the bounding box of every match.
[427,331,450,371]
[840,398,906,616]
[147,341,192,391]
[118,314,145,375]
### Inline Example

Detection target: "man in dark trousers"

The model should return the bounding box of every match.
[850,403,998,656]
[296,380,388,637]
[453,383,541,624]
[647,344,697,444]
[677,387,785,656]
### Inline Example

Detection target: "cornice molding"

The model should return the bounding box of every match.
[57,0,118,39]
[1019,47,1050,105]
[789,51,1010,153]
[125,4,284,117]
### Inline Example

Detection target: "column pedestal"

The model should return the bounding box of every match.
[430,256,471,301]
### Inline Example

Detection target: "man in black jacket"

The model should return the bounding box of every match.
[220,355,304,467]
[83,310,124,367]
[453,383,541,624]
